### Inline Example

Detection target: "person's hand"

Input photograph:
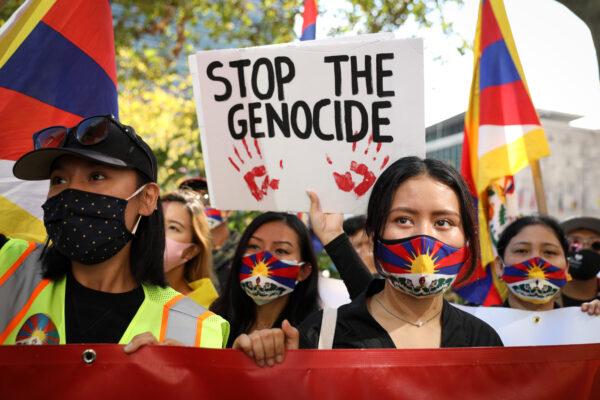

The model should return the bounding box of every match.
[307,190,344,245]
[123,332,184,354]
[233,320,299,367]
[580,299,600,316]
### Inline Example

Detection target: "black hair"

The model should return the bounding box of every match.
[365,156,479,284]
[496,215,569,262]
[40,172,167,286]
[343,215,367,237]
[210,212,320,347]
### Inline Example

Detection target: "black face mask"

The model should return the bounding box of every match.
[42,187,144,265]
[568,249,600,280]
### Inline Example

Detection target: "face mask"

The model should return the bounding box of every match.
[42,186,146,265]
[238,251,303,305]
[501,257,569,304]
[568,249,600,280]
[375,235,468,298]
[164,237,195,273]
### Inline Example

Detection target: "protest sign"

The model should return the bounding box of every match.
[456,304,600,346]
[1,344,599,399]
[189,35,424,213]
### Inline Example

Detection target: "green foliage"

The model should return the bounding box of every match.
[328,0,463,35]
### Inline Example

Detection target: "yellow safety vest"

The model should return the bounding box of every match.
[0,239,229,347]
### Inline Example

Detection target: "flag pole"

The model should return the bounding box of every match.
[530,160,548,215]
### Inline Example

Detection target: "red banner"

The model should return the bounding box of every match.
[1,344,600,399]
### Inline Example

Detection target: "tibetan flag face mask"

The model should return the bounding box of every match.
[501,257,569,304]
[375,235,469,298]
[239,251,303,306]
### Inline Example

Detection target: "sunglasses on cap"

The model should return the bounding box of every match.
[32,115,155,178]
[33,115,137,149]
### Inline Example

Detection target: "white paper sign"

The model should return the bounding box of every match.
[189,35,424,213]
[455,304,600,346]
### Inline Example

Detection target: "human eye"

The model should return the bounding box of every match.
[49,175,66,186]
[512,247,529,255]
[274,248,290,256]
[90,171,107,181]
[434,219,454,228]
[393,216,412,225]
[167,224,182,233]
[246,243,260,252]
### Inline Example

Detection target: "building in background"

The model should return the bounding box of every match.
[426,112,600,220]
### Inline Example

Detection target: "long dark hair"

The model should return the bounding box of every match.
[365,156,479,284]
[210,212,320,347]
[496,215,569,262]
[41,172,167,286]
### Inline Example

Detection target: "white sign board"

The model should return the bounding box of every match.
[189,35,424,213]
[455,304,600,346]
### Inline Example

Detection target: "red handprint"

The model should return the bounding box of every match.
[228,138,283,201]
[326,134,390,197]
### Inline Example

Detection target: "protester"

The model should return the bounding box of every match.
[234,157,503,365]
[0,116,229,350]
[179,177,240,293]
[162,189,218,308]
[560,216,600,306]
[495,215,600,314]
[210,212,320,353]
[343,215,377,275]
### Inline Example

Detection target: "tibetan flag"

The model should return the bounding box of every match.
[0,0,118,243]
[300,0,317,41]
[455,0,549,305]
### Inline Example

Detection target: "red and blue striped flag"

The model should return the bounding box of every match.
[455,0,550,305]
[0,0,118,242]
[300,0,317,41]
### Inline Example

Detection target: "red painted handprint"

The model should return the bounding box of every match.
[228,138,283,201]
[326,134,390,197]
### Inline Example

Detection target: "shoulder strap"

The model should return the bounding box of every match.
[317,307,338,350]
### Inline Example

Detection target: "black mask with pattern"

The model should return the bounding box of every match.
[42,187,144,265]
[568,249,600,280]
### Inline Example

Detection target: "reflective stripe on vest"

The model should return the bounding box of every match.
[0,244,49,343]
[159,295,216,346]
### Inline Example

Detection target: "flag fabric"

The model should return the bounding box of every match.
[455,0,550,305]
[300,0,317,41]
[0,0,118,243]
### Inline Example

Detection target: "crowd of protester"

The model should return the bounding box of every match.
[1,116,599,366]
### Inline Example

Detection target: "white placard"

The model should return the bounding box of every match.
[455,304,600,346]
[189,35,424,213]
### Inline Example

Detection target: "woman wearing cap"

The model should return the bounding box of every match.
[494,215,600,314]
[0,116,228,350]
[234,157,502,366]
[162,189,219,308]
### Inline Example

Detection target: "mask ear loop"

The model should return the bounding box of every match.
[126,184,147,235]
[131,214,142,235]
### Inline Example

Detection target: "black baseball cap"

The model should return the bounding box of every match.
[13,117,157,182]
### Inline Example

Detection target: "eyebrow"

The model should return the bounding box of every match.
[511,241,560,247]
[166,220,185,228]
[388,206,461,218]
[249,236,294,247]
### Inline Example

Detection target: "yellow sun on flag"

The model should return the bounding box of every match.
[251,259,270,277]
[31,329,47,342]
[409,253,437,274]
[527,264,546,280]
